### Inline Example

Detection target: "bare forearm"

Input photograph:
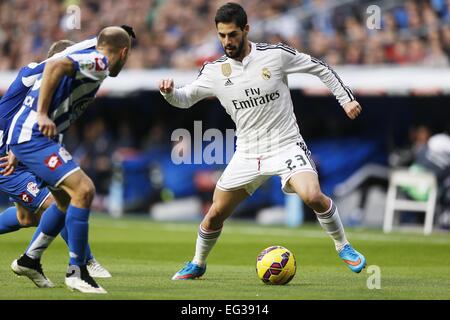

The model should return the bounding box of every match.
[37,58,74,115]
[38,64,61,115]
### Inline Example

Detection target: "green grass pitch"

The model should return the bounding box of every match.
[0,214,449,300]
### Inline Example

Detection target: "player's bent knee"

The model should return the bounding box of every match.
[79,180,96,203]
[71,178,96,207]
[205,202,228,225]
[55,201,69,213]
[210,199,232,217]
[298,188,324,208]
[50,189,71,212]
[16,207,38,227]
[17,216,36,227]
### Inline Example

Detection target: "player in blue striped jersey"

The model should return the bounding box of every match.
[0,39,112,283]
[7,26,131,294]
[0,39,93,229]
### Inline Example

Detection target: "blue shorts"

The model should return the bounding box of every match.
[0,163,51,213]
[10,137,80,188]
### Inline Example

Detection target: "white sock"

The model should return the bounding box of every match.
[315,200,349,252]
[192,225,222,267]
[26,232,55,260]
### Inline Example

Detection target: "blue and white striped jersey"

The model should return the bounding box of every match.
[0,63,45,152]
[0,38,97,152]
[7,47,108,146]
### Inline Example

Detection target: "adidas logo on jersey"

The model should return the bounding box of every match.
[224,78,234,86]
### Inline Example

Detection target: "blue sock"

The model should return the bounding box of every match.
[25,204,66,259]
[66,205,90,266]
[0,207,20,234]
[39,204,66,236]
[60,226,93,261]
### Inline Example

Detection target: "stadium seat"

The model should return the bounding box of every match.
[383,168,438,235]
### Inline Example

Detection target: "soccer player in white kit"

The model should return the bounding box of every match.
[160,2,366,280]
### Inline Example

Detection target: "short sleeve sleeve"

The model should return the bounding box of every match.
[67,51,109,81]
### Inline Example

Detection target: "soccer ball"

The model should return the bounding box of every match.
[256,246,296,285]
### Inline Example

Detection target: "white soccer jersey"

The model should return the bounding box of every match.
[162,42,355,155]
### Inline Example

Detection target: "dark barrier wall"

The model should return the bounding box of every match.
[76,91,450,149]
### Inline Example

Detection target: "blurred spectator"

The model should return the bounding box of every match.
[402,131,450,228]
[345,43,363,65]
[424,39,450,66]
[74,118,115,210]
[334,124,435,226]
[324,48,342,65]
[408,38,426,64]
[441,24,450,55]
[115,122,136,149]
[389,124,433,167]
[140,122,169,151]
[306,0,335,37]
[308,30,330,59]
[390,41,410,64]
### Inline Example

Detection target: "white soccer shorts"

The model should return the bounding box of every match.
[216,142,317,195]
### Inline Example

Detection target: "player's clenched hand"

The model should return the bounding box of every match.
[37,113,57,138]
[343,101,362,120]
[0,151,18,176]
[159,78,174,94]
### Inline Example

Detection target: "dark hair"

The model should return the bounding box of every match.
[215,2,247,30]
[47,39,75,58]
[121,25,136,39]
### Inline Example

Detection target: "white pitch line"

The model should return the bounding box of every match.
[160,223,450,245]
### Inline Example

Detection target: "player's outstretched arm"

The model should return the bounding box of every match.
[159,77,197,109]
[159,78,174,94]
[158,78,199,109]
[159,64,215,109]
[343,100,362,120]
[37,57,74,138]
[280,46,357,111]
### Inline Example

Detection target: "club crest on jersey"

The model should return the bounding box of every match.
[79,60,95,72]
[95,57,107,71]
[262,67,271,80]
[26,182,40,197]
[20,192,32,203]
[221,63,232,77]
[44,153,62,171]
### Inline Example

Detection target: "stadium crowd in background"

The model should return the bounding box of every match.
[1,0,450,70]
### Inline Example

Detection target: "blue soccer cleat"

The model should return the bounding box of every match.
[172,262,206,280]
[338,244,366,273]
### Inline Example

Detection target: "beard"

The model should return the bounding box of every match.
[223,38,245,59]
[109,59,126,77]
